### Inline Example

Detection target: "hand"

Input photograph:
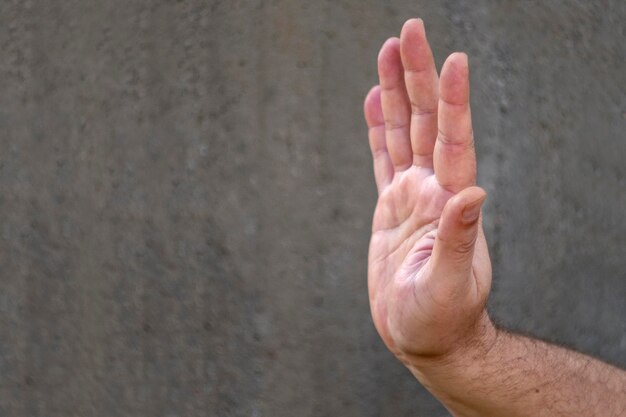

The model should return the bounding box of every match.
[364,19,494,364]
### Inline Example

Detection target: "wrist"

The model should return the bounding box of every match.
[405,309,498,371]
[404,310,499,391]
[402,311,500,415]
[442,310,499,368]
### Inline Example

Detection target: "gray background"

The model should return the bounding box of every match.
[0,1,624,416]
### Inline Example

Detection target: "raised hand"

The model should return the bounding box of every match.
[364,19,494,363]
[364,19,626,417]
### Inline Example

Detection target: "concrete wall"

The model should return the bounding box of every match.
[0,1,624,416]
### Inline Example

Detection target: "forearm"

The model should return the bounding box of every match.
[406,315,626,417]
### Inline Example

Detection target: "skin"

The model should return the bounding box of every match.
[364,18,626,417]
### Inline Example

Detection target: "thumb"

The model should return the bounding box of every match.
[429,186,487,293]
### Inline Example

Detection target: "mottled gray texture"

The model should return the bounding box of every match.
[0,1,624,416]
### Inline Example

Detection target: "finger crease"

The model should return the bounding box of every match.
[437,129,474,149]
[380,83,404,92]
[411,107,437,117]
[385,123,409,132]
[404,67,432,75]
[439,97,468,108]
[371,148,388,158]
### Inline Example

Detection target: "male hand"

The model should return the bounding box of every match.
[364,19,626,417]
[364,19,494,364]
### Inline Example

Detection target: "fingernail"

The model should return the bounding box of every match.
[416,18,425,34]
[462,198,484,224]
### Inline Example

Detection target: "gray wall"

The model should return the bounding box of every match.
[0,1,624,416]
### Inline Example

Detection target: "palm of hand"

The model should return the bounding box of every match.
[370,166,449,285]
[364,20,492,361]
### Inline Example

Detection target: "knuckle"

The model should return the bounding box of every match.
[453,235,476,257]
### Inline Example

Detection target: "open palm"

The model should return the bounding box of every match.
[364,19,492,362]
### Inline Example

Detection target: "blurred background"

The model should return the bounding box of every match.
[0,1,624,416]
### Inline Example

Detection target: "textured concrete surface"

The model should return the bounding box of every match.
[0,1,624,416]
